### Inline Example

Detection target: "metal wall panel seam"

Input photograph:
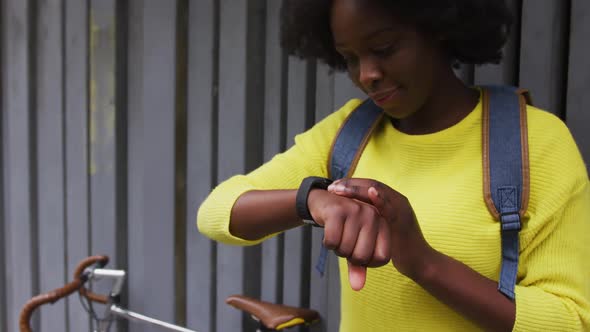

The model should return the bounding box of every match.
[0,0,7,327]
[174,0,189,326]
[114,2,129,329]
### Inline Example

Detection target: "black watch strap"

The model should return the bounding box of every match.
[295,176,333,227]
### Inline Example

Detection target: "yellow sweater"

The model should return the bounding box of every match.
[197,96,590,331]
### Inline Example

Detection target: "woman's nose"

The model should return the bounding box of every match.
[358,58,383,90]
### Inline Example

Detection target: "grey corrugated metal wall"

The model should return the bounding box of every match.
[1,0,589,331]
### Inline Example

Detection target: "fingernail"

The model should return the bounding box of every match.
[332,184,346,192]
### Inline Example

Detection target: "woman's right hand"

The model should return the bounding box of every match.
[306,188,392,291]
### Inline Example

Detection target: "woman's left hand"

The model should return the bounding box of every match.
[327,178,435,280]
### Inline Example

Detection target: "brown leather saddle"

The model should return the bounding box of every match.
[226,295,320,330]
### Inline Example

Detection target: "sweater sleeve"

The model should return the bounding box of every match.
[513,109,590,331]
[513,181,590,331]
[196,99,362,246]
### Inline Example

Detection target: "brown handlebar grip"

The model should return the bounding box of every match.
[72,255,109,279]
[79,287,109,304]
[19,280,82,332]
[75,255,110,305]
[75,255,109,304]
[18,255,109,332]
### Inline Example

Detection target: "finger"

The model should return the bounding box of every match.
[367,217,391,267]
[347,260,367,291]
[322,214,345,251]
[335,215,361,258]
[328,182,372,205]
[368,186,394,219]
[349,218,379,266]
[328,178,373,193]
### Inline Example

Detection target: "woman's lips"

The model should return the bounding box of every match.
[369,87,400,106]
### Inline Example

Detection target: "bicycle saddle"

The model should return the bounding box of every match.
[226,295,320,330]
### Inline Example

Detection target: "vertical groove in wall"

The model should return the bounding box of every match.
[114,1,129,330]
[469,65,475,86]
[240,3,268,328]
[84,0,92,303]
[0,0,6,329]
[511,0,523,86]
[559,0,572,121]
[174,0,189,326]
[501,0,522,86]
[279,56,291,306]
[243,2,267,320]
[276,43,289,305]
[28,0,40,328]
[300,227,312,315]
[245,0,266,173]
[306,61,317,126]
[557,0,570,118]
[60,0,70,328]
[301,59,317,312]
[85,0,93,286]
[210,0,220,330]
[279,52,288,155]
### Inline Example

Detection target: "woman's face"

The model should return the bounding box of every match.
[331,0,450,119]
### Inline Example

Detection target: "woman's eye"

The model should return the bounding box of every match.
[372,45,395,57]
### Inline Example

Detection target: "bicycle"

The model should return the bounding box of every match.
[19,255,320,332]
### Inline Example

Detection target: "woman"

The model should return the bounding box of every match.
[198,0,590,330]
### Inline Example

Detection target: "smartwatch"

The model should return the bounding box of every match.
[295,176,333,227]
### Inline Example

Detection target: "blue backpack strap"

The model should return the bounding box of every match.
[481,85,531,300]
[315,99,384,275]
[329,99,385,180]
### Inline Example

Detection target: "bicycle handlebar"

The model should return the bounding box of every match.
[19,255,109,332]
